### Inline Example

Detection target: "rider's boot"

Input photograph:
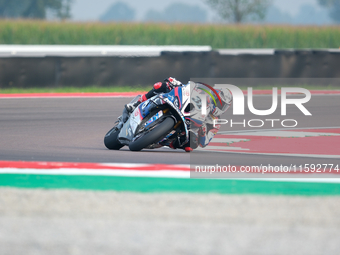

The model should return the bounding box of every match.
[182,132,198,152]
[182,140,193,152]
[184,147,193,152]
[168,140,177,149]
[168,138,193,152]
[169,141,192,152]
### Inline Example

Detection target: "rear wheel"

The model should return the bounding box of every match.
[129,117,175,151]
[104,127,124,150]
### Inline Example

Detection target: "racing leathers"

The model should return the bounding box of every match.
[169,86,232,151]
[196,88,232,148]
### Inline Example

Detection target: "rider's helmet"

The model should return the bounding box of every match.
[211,87,232,117]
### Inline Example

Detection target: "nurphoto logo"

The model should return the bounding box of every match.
[196,84,312,128]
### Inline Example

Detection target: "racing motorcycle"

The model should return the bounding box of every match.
[104,82,207,151]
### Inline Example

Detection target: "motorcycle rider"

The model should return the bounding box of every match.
[197,87,232,148]
[117,77,232,152]
[167,85,232,151]
[125,77,182,112]
[116,77,182,130]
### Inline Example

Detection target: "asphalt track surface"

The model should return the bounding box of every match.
[1,94,340,255]
[1,95,340,165]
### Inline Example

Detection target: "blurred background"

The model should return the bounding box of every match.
[72,0,337,25]
[0,0,339,88]
[1,0,338,25]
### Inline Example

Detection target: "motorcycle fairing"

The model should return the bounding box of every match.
[118,118,135,145]
[118,83,203,148]
[118,97,165,145]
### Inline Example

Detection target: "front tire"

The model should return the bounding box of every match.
[129,117,175,151]
[104,127,124,150]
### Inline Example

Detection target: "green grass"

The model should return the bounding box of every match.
[1,174,340,196]
[0,20,339,48]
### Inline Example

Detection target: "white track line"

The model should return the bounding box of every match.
[2,168,340,184]
[219,126,340,134]
[198,150,340,159]
[0,168,190,178]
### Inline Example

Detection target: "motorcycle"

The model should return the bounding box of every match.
[104,82,207,151]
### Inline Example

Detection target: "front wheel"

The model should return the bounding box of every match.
[104,127,124,150]
[129,117,175,151]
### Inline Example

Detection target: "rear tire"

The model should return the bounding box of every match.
[104,127,124,150]
[129,117,175,151]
